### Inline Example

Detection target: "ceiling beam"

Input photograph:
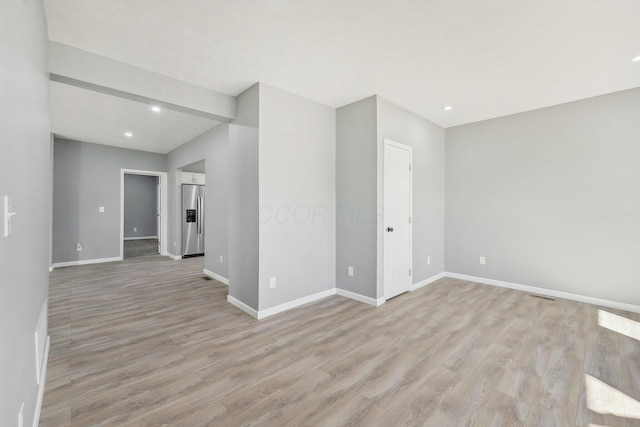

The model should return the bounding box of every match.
[49,42,235,122]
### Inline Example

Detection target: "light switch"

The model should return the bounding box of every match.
[3,196,17,238]
[99,206,105,213]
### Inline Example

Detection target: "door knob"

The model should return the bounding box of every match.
[387,227,394,232]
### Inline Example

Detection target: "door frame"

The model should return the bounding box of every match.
[383,139,413,300]
[120,169,168,259]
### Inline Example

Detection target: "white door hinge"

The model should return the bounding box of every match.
[409,164,412,171]
[409,268,412,276]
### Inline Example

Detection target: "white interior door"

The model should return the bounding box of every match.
[384,139,412,300]
[156,177,161,253]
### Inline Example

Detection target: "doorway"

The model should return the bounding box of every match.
[383,139,413,299]
[120,169,168,260]
[123,174,159,258]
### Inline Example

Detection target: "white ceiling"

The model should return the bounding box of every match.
[50,81,220,154]
[45,0,640,152]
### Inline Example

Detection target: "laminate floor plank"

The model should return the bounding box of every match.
[424,343,516,426]
[576,306,626,427]
[496,303,568,406]
[619,333,640,427]
[470,390,529,427]
[40,256,640,426]
[442,314,508,375]
[222,368,337,426]
[220,356,331,416]
[375,366,459,426]
[195,343,304,402]
[123,393,231,427]
[524,349,583,427]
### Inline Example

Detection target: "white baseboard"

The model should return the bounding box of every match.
[227,295,259,319]
[445,272,640,314]
[203,269,229,285]
[123,236,158,241]
[410,272,446,291]
[336,288,385,307]
[166,253,182,261]
[32,335,49,427]
[35,300,47,385]
[51,256,121,269]
[258,288,337,319]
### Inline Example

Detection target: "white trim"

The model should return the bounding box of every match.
[445,272,640,314]
[34,300,47,385]
[410,272,446,291]
[51,256,121,268]
[120,169,168,259]
[257,289,337,319]
[227,295,259,319]
[337,288,385,307]
[166,253,182,261]
[203,268,229,285]
[123,235,159,241]
[32,335,49,427]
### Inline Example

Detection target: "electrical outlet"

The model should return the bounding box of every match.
[270,277,277,289]
[427,256,431,265]
[173,241,176,247]
[76,242,83,252]
[347,266,354,277]
[133,227,137,232]
[99,206,105,213]
[18,402,24,427]
[479,256,486,265]
[219,255,223,264]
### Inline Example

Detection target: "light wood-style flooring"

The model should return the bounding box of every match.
[40,256,640,426]
[123,239,159,259]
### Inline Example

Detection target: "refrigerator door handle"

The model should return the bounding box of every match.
[197,196,203,235]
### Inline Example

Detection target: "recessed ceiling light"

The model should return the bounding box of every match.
[632,55,640,63]
[124,132,133,138]
[151,106,161,112]
[443,105,453,111]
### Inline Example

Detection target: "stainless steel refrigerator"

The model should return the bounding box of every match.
[182,184,205,257]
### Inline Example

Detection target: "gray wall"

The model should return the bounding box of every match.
[228,84,260,310]
[334,96,446,300]
[258,84,336,310]
[445,88,640,305]
[166,123,229,279]
[0,1,50,425]
[182,159,205,173]
[229,124,260,309]
[52,139,166,263]
[124,174,158,238]
[205,126,229,278]
[228,84,260,309]
[377,96,446,298]
[335,96,378,298]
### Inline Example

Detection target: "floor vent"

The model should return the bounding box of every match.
[528,294,555,301]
